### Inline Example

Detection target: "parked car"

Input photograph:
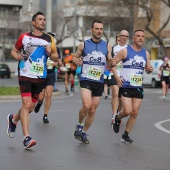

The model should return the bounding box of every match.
[143,60,163,88]
[0,63,11,78]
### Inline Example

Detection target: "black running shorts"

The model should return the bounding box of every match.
[18,76,45,102]
[110,75,117,86]
[120,88,144,99]
[80,80,104,96]
[45,73,56,87]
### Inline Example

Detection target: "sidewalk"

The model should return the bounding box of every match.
[0,91,62,101]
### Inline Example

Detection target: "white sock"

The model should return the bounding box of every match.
[78,122,84,126]
[12,118,17,125]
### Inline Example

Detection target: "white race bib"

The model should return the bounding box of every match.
[30,61,44,76]
[130,74,143,86]
[86,66,102,80]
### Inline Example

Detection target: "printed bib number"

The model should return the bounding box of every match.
[163,70,169,76]
[30,61,44,76]
[47,59,54,69]
[130,74,143,86]
[108,74,112,79]
[87,67,102,80]
[65,63,71,69]
[116,62,122,71]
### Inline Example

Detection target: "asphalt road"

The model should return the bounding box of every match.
[0,76,170,170]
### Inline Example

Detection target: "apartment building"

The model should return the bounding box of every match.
[133,0,170,59]
[0,0,169,64]
[59,0,170,58]
[57,0,130,54]
[0,0,22,62]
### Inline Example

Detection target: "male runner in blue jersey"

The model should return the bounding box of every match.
[112,29,153,143]
[73,20,114,144]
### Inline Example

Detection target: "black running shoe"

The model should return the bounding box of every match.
[121,132,133,143]
[7,114,17,138]
[23,136,36,149]
[43,116,49,123]
[34,103,42,113]
[81,132,90,144]
[74,125,83,141]
[113,115,121,133]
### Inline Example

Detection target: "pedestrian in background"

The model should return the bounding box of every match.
[34,32,62,123]
[110,30,129,127]
[158,56,170,100]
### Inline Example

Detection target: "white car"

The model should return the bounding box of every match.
[143,60,163,88]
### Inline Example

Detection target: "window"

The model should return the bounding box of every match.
[0,8,8,17]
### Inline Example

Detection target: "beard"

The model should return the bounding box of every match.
[135,42,143,47]
[93,34,102,40]
[35,25,44,31]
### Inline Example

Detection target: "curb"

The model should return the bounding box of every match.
[0,91,62,101]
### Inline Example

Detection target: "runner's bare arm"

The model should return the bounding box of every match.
[114,48,127,64]
[11,47,25,61]
[145,51,153,74]
[73,42,84,66]
[106,43,114,68]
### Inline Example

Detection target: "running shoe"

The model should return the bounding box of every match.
[113,115,121,133]
[34,103,42,113]
[43,116,49,123]
[7,114,17,138]
[111,117,122,128]
[81,132,90,144]
[111,118,114,129]
[74,125,83,141]
[23,136,36,149]
[163,96,167,101]
[121,132,133,143]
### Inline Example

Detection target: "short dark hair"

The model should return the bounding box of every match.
[134,29,144,34]
[91,20,103,28]
[32,12,44,21]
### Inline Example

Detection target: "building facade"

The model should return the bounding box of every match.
[0,0,170,72]
[0,0,22,62]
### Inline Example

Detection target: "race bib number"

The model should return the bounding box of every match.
[87,66,102,80]
[108,73,112,79]
[163,70,169,76]
[116,62,122,71]
[30,61,44,76]
[65,63,71,69]
[47,59,54,69]
[130,74,143,86]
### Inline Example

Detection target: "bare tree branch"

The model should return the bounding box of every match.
[55,17,74,45]
[157,14,170,36]
[162,0,170,7]
[138,1,169,57]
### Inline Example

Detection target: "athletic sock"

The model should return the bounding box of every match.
[12,117,17,125]
[124,131,129,135]
[78,122,84,126]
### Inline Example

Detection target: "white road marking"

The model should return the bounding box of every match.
[154,119,170,134]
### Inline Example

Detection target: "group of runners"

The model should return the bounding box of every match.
[7,11,155,149]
